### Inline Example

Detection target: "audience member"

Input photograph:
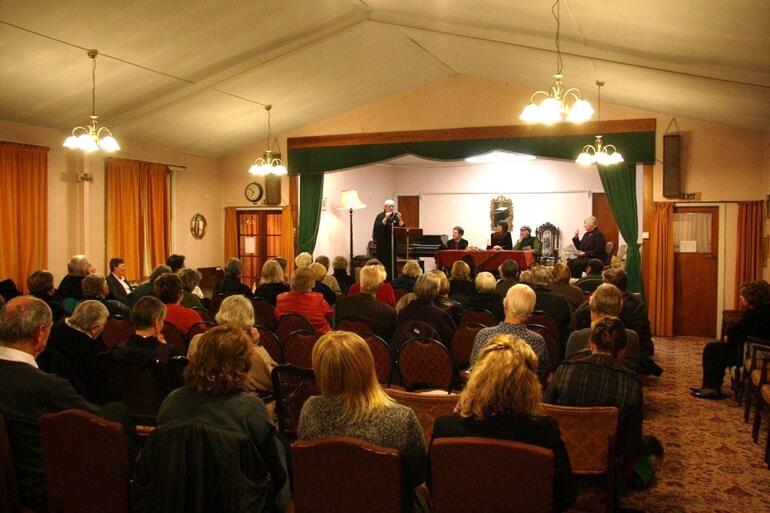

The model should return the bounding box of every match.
[82,273,130,317]
[177,267,204,309]
[299,331,428,513]
[154,273,202,334]
[314,255,341,295]
[519,270,533,285]
[565,284,640,372]
[347,260,396,307]
[331,256,355,295]
[391,259,422,292]
[530,266,574,348]
[398,274,456,345]
[466,271,504,321]
[188,296,276,395]
[495,259,519,297]
[254,260,290,306]
[214,257,253,298]
[294,252,313,269]
[165,254,186,273]
[106,257,133,304]
[470,284,550,383]
[274,256,288,275]
[550,262,585,309]
[335,265,397,340]
[448,260,476,300]
[57,254,95,300]
[27,270,67,322]
[112,296,182,365]
[127,264,172,307]
[433,334,576,512]
[430,269,463,326]
[576,258,605,294]
[275,268,333,334]
[308,262,337,306]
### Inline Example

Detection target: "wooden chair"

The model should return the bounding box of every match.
[392,320,440,354]
[543,404,619,513]
[161,321,187,354]
[281,330,319,368]
[459,308,497,327]
[750,346,770,443]
[251,298,277,331]
[527,323,561,372]
[0,415,34,513]
[277,314,315,341]
[430,437,554,513]
[185,321,214,345]
[335,318,374,337]
[271,364,320,440]
[528,311,561,343]
[385,389,459,443]
[743,337,770,425]
[292,436,402,513]
[362,334,393,385]
[759,368,770,468]
[398,338,454,393]
[449,322,484,371]
[102,316,133,348]
[256,326,282,363]
[39,409,129,513]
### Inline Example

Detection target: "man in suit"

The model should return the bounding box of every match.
[106,257,133,304]
[0,296,99,510]
[335,265,397,341]
[568,216,607,278]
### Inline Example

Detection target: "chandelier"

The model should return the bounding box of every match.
[519,0,593,124]
[248,104,287,176]
[575,81,624,166]
[63,50,120,153]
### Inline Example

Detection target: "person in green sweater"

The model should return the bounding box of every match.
[513,225,542,256]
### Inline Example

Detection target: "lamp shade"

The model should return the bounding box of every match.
[339,189,366,210]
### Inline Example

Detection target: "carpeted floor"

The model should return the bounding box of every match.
[615,337,770,513]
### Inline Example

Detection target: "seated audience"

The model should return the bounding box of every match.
[177,267,204,309]
[27,270,67,322]
[395,292,417,314]
[299,331,428,513]
[275,268,333,334]
[565,284,640,372]
[82,273,130,317]
[37,300,108,402]
[294,252,313,269]
[154,273,202,335]
[489,221,513,250]
[127,264,172,307]
[156,326,288,510]
[254,259,290,306]
[568,216,607,278]
[512,225,542,256]
[188,296,276,395]
[0,279,21,302]
[309,262,337,306]
[347,260,396,307]
[519,270,533,285]
[550,262,585,309]
[398,274,456,345]
[430,269,463,326]
[0,296,100,511]
[331,256,355,295]
[314,255,342,295]
[692,280,770,399]
[466,271,504,321]
[530,266,574,349]
[106,257,133,304]
[495,259,519,297]
[166,254,205,299]
[449,260,476,300]
[57,254,95,300]
[391,259,422,292]
[274,256,288,275]
[113,296,182,364]
[470,284,549,383]
[576,258,605,294]
[433,334,576,512]
[214,257,253,298]
[336,265,397,341]
[445,225,468,250]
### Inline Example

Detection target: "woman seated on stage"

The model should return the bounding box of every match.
[512,225,541,256]
[445,226,468,250]
[489,221,513,250]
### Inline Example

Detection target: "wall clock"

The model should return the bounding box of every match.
[245,182,264,204]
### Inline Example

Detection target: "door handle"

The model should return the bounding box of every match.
[705,254,716,260]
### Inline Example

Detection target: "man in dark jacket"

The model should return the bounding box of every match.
[568,216,607,278]
[530,266,574,350]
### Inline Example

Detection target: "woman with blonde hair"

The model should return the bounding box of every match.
[466,271,504,320]
[254,259,290,306]
[299,331,428,513]
[391,259,422,292]
[448,260,476,299]
[433,334,577,512]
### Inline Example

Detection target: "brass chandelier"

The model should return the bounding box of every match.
[248,104,287,176]
[575,81,624,166]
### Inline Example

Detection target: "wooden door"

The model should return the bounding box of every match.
[592,193,619,256]
[397,195,420,229]
[673,206,719,337]
[237,210,283,288]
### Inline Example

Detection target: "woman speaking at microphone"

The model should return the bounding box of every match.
[372,199,405,281]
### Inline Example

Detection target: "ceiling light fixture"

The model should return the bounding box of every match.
[248,104,287,176]
[576,81,624,166]
[519,0,593,124]
[63,49,120,153]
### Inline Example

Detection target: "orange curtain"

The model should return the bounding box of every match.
[734,201,764,307]
[224,207,238,263]
[0,142,48,292]
[281,206,296,276]
[648,203,674,336]
[106,158,170,281]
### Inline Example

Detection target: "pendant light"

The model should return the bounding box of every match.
[575,81,624,166]
[248,104,287,176]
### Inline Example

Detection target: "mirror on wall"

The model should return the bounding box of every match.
[490,195,513,230]
[190,213,207,240]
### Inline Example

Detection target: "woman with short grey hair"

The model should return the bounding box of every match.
[214,257,253,298]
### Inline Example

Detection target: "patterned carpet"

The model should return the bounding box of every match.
[614,337,770,513]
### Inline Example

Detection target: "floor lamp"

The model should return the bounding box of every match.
[338,190,366,273]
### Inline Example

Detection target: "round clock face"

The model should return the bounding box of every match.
[245,182,264,204]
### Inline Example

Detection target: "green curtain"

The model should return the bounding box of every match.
[598,163,643,295]
[297,174,324,254]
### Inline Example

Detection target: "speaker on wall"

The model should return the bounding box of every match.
[663,134,680,198]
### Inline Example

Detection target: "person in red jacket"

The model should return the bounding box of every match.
[275,268,333,334]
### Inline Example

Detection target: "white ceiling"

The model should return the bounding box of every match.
[1,0,768,157]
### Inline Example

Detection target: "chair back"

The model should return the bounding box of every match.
[251,298,277,331]
[161,321,187,354]
[542,404,618,475]
[167,356,189,389]
[281,330,319,368]
[192,307,215,324]
[39,409,129,513]
[292,436,402,513]
[277,314,315,341]
[102,316,133,348]
[430,437,554,513]
[528,312,560,339]
[392,320,439,354]
[185,321,214,345]
[256,327,282,363]
[271,364,321,440]
[335,318,373,337]
[385,389,459,443]
[398,338,454,392]
[362,334,393,385]
[0,415,21,513]
[459,308,497,327]
[450,322,485,370]
[209,293,227,315]
[526,323,561,371]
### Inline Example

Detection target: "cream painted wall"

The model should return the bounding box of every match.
[219,143,291,210]
[0,119,223,284]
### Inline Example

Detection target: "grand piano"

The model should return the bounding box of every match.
[395,233,446,259]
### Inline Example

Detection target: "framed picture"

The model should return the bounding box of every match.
[321,197,327,211]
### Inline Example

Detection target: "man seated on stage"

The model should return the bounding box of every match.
[568,216,607,278]
[445,226,468,250]
[489,221,513,250]
[575,259,605,294]
[513,225,541,256]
